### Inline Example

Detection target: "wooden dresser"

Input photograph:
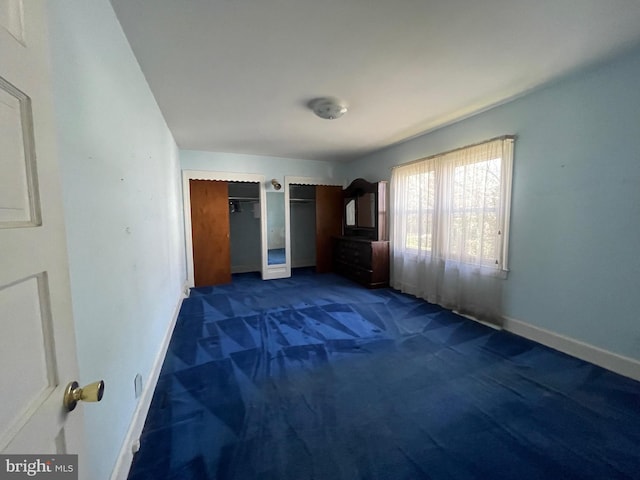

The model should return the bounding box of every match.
[334,236,389,288]
[333,178,389,288]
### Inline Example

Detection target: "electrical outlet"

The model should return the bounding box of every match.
[134,373,143,399]
[131,439,140,454]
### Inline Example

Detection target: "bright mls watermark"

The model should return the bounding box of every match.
[0,455,77,479]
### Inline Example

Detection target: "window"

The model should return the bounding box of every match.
[390,136,514,321]
[393,136,514,272]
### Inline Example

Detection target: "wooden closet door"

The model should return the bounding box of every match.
[315,185,343,273]
[190,180,231,286]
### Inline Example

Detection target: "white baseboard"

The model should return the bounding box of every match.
[503,316,640,382]
[110,284,187,480]
[231,261,315,273]
[291,259,315,268]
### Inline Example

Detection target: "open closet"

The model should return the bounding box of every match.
[228,182,261,273]
[289,184,316,268]
[286,179,343,274]
[184,172,343,287]
[188,179,261,287]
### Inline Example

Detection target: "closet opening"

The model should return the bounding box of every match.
[289,184,316,269]
[228,182,261,274]
[187,177,262,287]
[286,180,343,275]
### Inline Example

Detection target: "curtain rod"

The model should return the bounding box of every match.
[390,135,516,170]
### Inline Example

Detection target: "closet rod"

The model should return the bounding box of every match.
[229,196,259,201]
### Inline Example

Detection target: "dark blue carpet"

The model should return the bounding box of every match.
[128,268,640,480]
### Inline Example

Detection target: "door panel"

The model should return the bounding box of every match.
[0,0,84,459]
[0,76,39,226]
[0,1,25,44]
[0,275,54,441]
[190,180,232,286]
[315,185,343,273]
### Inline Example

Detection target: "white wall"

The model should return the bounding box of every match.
[46,1,186,478]
[344,46,640,363]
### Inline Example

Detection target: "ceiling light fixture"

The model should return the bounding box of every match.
[308,97,348,120]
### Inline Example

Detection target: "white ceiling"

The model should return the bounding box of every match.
[110,0,640,162]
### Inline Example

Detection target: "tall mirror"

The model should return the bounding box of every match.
[357,193,375,228]
[345,198,356,226]
[261,179,289,280]
[266,192,286,265]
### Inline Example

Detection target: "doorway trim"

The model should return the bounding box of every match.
[182,170,265,287]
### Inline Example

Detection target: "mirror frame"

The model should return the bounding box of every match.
[343,178,380,240]
[262,184,288,280]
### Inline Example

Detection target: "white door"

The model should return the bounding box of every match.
[0,0,86,461]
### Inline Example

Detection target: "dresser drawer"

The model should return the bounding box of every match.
[335,239,371,268]
[333,237,389,288]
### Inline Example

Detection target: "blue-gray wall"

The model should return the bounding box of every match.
[47,1,186,477]
[290,200,317,267]
[343,46,640,362]
[228,182,261,272]
[229,206,262,272]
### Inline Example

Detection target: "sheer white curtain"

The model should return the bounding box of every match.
[390,137,514,324]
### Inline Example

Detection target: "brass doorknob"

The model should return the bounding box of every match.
[63,380,104,411]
